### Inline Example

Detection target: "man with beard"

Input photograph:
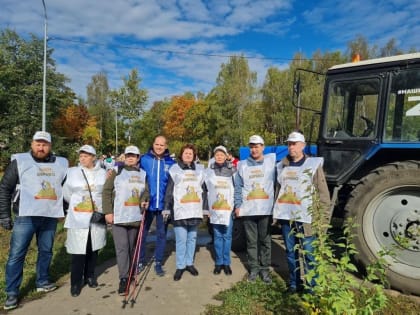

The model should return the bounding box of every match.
[0,131,68,310]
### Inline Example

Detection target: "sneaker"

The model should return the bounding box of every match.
[155,263,165,277]
[247,272,258,282]
[118,278,128,296]
[260,270,272,284]
[4,295,18,310]
[36,282,57,292]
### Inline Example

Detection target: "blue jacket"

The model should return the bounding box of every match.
[140,148,175,211]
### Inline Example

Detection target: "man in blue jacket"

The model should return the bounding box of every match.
[138,135,175,276]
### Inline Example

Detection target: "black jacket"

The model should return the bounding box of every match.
[0,152,56,219]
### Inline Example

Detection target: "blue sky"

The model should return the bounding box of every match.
[1,0,419,104]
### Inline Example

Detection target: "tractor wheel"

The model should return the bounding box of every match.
[346,160,420,295]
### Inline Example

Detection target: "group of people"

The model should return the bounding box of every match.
[0,129,330,311]
[234,132,330,291]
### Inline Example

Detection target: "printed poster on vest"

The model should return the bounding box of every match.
[171,166,204,220]
[206,173,233,226]
[239,155,275,216]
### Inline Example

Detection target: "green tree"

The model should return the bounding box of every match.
[210,55,258,148]
[346,34,378,60]
[380,38,404,57]
[183,98,212,159]
[109,68,148,153]
[86,71,113,154]
[0,29,75,166]
[132,99,170,152]
[260,66,295,143]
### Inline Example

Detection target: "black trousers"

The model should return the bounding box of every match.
[70,231,98,286]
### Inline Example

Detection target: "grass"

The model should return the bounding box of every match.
[204,274,305,315]
[0,221,115,305]
[203,273,420,315]
[0,221,419,314]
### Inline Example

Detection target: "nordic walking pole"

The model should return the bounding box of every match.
[122,207,147,308]
[129,256,154,307]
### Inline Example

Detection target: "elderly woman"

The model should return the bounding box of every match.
[205,145,236,276]
[164,143,207,281]
[102,145,149,295]
[63,145,107,297]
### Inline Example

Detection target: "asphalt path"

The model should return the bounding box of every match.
[7,229,289,315]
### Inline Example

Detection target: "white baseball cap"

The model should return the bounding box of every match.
[78,144,96,155]
[32,131,51,143]
[213,145,228,155]
[124,145,140,155]
[286,131,305,143]
[248,135,264,145]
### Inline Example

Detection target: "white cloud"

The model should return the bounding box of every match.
[302,0,420,50]
[1,0,418,105]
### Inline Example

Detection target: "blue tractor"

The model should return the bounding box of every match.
[317,53,420,295]
[238,53,420,295]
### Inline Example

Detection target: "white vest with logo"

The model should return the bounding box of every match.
[237,153,276,216]
[113,168,146,224]
[169,164,204,221]
[12,152,68,218]
[204,168,234,226]
[64,164,107,229]
[273,157,323,223]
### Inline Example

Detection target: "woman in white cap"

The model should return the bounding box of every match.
[63,145,107,297]
[204,145,236,275]
[102,145,149,295]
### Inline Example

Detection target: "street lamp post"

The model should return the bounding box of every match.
[115,107,118,155]
[42,0,47,131]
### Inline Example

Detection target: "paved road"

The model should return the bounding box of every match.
[8,230,289,315]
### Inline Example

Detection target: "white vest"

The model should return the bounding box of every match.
[237,153,276,216]
[273,157,323,223]
[169,164,204,221]
[12,152,68,218]
[64,164,107,229]
[204,168,234,226]
[113,168,146,224]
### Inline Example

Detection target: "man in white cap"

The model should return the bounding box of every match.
[234,135,276,284]
[0,131,68,310]
[273,130,330,293]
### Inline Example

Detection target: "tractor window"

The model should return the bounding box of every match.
[384,69,420,142]
[325,78,379,138]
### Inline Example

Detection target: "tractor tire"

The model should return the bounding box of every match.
[345,160,420,295]
[231,218,246,252]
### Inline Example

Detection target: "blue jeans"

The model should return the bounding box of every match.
[173,225,197,269]
[139,210,167,264]
[213,218,233,266]
[5,216,58,295]
[280,220,316,289]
